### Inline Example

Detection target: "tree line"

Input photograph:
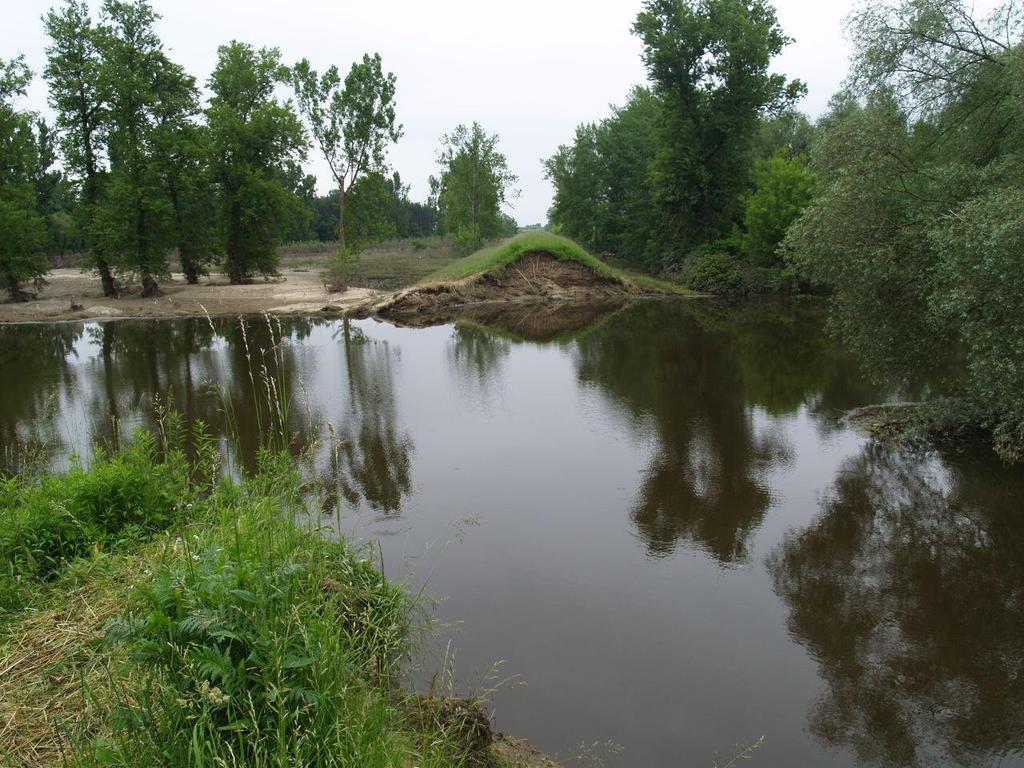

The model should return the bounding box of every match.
[547,0,1024,460]
[0,0,519,299]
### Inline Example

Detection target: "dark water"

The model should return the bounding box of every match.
[2,300,1023,768]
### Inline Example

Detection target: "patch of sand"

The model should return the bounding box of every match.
[0,269,381,324]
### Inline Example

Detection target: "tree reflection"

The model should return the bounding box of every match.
[573,302,793,563]
[0,323,82,471]
[767,445,1024,767]
[329,321,413,513]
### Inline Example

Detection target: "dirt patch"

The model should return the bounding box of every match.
[0,269,381,324]
[343,251,636,325]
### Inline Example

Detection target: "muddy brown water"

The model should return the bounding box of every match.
[2,299,1022,768]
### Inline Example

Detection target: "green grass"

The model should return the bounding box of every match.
[0,439,497,767]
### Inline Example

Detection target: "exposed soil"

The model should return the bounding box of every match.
[344,251,638,325]
[0,269,377,324]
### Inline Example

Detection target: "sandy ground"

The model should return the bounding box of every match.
[0,269,380,324]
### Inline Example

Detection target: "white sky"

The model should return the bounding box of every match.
[3,0,858,225]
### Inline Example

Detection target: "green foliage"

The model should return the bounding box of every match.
[742,152,814,266]
[544,87,660,266]
[788,0,1024,460]
[633,0,805,253]
[290,53,401,249]
[0,56,50,299]
[0,432,187,588]
[431,122,519,241]
[207,42,307,282]
[323,246,361,292]
[101,482,416,766]
[43,0,118,296]
[687,252,744,294]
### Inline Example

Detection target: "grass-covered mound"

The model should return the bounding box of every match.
[342,232,695,325]
[425,231,625,283]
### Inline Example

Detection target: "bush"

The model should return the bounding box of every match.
[322,247,361,292]
[687,252,744,294]
[0,432,189,582]
[98,469,476,767]
[455,224,483,255]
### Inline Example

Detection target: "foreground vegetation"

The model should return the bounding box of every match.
[0,418,512,767]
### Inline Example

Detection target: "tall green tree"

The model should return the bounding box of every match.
[633,0,804,256]
[93,0,193,296]
[206,42,306,282]
[431,122,518,250]
[43,0,117,295]
[545,87,660,265]
[0,57,49,300]
[290,53,401,249]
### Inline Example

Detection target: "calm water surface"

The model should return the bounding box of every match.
[2,299,1022,768]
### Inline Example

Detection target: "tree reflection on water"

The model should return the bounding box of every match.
[768,444,1024,767]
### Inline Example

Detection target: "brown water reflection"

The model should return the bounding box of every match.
[1,300,1022,768]
[768,444,1024,767]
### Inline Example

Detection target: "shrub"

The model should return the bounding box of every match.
[687,252,744,294]
[322,247,361,293]
[454,224,483,255]
[0,433,189,582]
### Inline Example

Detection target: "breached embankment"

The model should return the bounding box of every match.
[332,233,657,328]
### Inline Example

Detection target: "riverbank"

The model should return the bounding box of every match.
[0,421,556,767]
[0,268,382,324]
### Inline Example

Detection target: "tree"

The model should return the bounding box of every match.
[545,87,660,265]
[290,53,401,249]
[632,0,805,257]
[93,0,193,296]
[43,0,117,296]
[787,0,1024,460]
[206,42,306,283]
[742,152,814,266]
[0,57,49,300]
[431,122,518,251]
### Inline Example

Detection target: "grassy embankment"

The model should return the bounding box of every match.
[424,231,698,296]
[0,328,522,768]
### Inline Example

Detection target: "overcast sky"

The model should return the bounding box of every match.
[4,0,860,225]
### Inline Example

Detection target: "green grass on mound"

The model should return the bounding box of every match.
[424,231,699,296]
[425,232,624,283]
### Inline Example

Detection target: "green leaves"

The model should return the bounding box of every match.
[432,121,519,243]
[207,42,306,282]
[290,52,401,247]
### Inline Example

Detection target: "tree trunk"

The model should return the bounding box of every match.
[97,258,117,297]
[338,181,347,250]
[140,273,160,298]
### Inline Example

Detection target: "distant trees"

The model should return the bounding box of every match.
[206,42,306,283]
[431,122,519,252]
[290,54,401,250]
[0,57,49,300]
